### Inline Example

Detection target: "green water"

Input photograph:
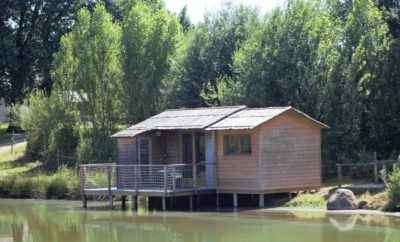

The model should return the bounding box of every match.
[0,199,399,242]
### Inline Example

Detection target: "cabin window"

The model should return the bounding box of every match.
[223,134,252,155]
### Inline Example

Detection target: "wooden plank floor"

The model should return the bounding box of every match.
[84,187,216,197]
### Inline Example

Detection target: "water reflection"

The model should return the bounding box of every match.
[0,200,399,242]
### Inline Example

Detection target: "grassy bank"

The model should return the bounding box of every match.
[0,141,80,199]
[284,186,391,211]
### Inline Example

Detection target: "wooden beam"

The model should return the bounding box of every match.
[233,193,238,208]
[131,195,137,211]
[107,166,113,209]
[82,195,87,209]
[192,131,197,190]
[258,194,264,208]
[121,196,127,210]
[162,197,167,211]
[189,196,193,211]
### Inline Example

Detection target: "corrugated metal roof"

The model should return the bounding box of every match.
[111,106,246,138]
[206,106,329,130]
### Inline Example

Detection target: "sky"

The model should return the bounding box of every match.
[164,0,285,23]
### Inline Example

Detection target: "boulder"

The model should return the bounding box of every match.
[327,189,358,210]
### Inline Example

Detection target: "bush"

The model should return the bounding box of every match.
[46,177,69,199]
[0,168,80,200]
[386,167,400,211]
[285,193,326,208]
[10,177,33,198]
[20,91,79,168]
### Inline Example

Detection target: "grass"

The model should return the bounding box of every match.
[0,122,7,139]
[0,142,27,163]
[0,141,80,199]
[357,191,388,210]
[284,193,327,208]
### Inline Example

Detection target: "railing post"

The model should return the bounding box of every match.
[135,165,138,192]
[172,166,176,191]
[107,165,113,209]
[80,166,87,208]
[192,132,197,190]
[163,165,168,192]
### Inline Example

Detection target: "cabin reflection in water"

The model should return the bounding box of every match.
[0,200,400,242]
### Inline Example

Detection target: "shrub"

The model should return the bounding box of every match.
[46,177,69,199]
[386,167,400,211]
[10,178,33,198]
[285,193,326,208]
[20,91,79,168]
[0,167,80,199]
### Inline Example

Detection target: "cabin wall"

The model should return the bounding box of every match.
[116,138,137,164]
[257,111,322,192]
[215,129,261,192]
[151,132,180,164]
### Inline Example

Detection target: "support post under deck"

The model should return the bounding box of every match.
[82,195,87,209]
[107,166,113,209]
[259,194,265,208]
[121,196,127,210]
[131,195,137,210]
[162,197,167,211]
[233,193,238,208]
[189,196,193,211]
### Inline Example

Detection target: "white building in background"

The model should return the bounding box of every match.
[0,99,7,123]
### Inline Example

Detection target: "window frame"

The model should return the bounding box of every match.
[223,134,252,156]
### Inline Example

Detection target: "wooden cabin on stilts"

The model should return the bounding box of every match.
[79,106,328,210]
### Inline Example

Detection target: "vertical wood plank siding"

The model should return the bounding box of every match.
[215,111,322,193]
[117,138,137,164]
[216,129,261,191]
[257,111,322,191]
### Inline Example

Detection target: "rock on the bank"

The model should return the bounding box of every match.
[327,189,358,210]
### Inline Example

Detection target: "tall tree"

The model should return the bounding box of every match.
[122,1,181,123]
[0,0,81,104]
[52,4,122,162]
[178,5,192,32]
[170,4,260,107]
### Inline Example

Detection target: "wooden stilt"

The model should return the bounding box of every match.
[162,196,167,211]
[233,193,238,208]
[121,196,127,210]
[107,166,113,209]
[259,194,265,208]
[131,195,137,210]
[189,196,193,211]
[109,195,113,209]
[82,195,87,209]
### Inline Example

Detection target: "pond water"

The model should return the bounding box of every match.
[0,199,399,242]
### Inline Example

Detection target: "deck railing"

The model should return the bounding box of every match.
[79,162,216,193]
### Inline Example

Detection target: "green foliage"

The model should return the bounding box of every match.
[285,193,327,208]
[0,167,80,199]
[0,0,83,104]
[386,167,400,211]
[52,4,123,163]
[169,4,260,107]
[121,1,181,123]
[20,91,78,167]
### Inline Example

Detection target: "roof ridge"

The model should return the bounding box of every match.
[244,106,292,110]
[164,105,246,111]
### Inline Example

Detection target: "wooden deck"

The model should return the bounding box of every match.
[80,163,216,210]
[84,187,216,197]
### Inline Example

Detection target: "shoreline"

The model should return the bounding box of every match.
[259,207,400,218]
[1,197,400,218]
